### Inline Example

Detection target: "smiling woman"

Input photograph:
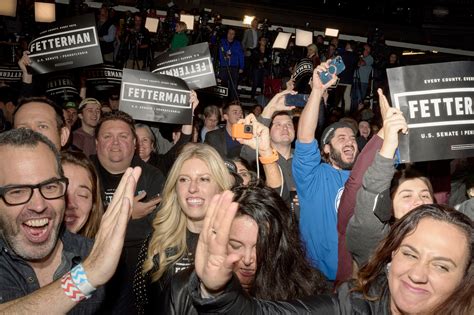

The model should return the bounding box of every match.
[133,143,233,314]
[191,203,473,315]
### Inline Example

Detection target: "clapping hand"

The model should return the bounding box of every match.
[194,191,241,295]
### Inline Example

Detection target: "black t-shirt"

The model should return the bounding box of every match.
[91,154,165,281]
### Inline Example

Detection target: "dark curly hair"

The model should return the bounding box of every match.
[231,184,330,299]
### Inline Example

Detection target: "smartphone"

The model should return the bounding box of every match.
[285,94,309,107]
[319,56,346,85]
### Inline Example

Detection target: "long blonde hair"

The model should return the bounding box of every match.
[142,143,232,282]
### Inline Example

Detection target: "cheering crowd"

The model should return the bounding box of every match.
[0,5,473,315]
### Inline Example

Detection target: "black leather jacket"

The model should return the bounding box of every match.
[187,272,392,315]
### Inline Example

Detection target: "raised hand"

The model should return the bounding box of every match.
[194,191,241,294]
[377,89,408,159]
[310,60,339,92]
[235,114,272,156]
[261,89,296,119]
[82,167,141,287]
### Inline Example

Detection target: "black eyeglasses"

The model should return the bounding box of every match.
[0,177,69,206]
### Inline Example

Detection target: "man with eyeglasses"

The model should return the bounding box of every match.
[73,98,102,157]
[0,128,136,313]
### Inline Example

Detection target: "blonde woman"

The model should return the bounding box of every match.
[170,21,189,52]
[133,143,232,314]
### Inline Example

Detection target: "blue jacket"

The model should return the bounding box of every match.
[219,39,245,70]
[293,139,350,280]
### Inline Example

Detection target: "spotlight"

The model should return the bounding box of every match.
[180,14,195,31]
[295,29,313,47]
[324,28,339,37]
[0,0,17,17]
[145,17,159,33]
[272,32,291,49]
[35,2,56,23]
[243,15,255,26]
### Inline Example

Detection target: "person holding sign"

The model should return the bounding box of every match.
[344,89,474,273]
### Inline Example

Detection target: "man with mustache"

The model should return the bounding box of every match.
[293,64,359,281]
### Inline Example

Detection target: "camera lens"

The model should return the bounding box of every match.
[244,125,253,133]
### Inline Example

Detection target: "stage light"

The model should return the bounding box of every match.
[180,14,195,31]
[402,51,426,56]
[35,2,56,23]
[325,28,339,37]
[272,32,291,49]
[295,29,312,47]
[0,0,17,17]
[243,15,255,26]
[145,17,159,33]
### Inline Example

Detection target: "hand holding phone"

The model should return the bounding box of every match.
[285,94,309,107]
[319,56,345,85]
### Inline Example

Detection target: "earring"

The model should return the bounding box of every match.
[386,262,392,274]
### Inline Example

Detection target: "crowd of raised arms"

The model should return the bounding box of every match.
[0,6,473,315]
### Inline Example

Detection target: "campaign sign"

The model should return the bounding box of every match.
[45,74,79,100]
[84,66,122,92]
[120,69,191,124]
[201,85,228,98]
[28,14,102,74]
[387,61,474,163]
[0,66,22,82]
[151,42,216,90]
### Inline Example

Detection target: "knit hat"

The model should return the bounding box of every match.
[320,121,354,147]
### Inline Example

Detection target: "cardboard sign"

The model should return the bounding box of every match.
[28,14,103,74]
[45,74,79,100]
[0,66,22,82]
[120,69,192,124]
[151,42,216,90]
[387,61,474,163]
[84,65,122,92]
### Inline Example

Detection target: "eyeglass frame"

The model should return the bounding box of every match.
[0,177,69,206]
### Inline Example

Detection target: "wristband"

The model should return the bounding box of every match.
[61,272,87,302]
[70,263,96,298]
[259,149,279,165]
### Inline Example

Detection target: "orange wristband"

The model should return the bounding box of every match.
[259,149,279,165]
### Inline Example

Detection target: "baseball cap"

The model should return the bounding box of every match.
[63,101,77,110]
[78,98,102,111]
[320,121,354,147]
